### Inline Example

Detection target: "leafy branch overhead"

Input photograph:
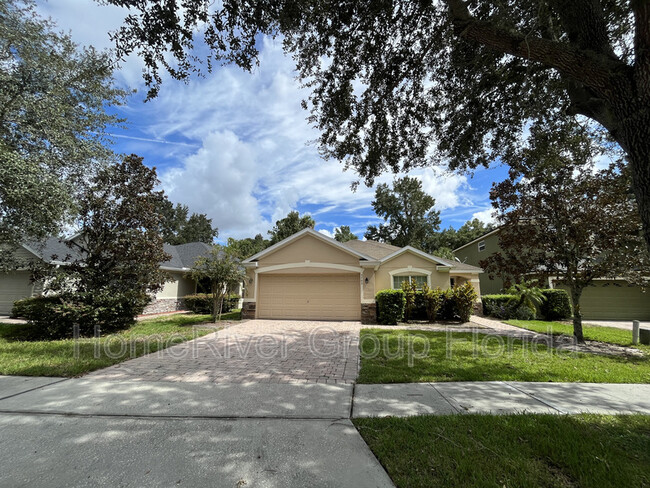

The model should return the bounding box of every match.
[102,0,650,250]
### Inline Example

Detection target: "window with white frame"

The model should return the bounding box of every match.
[393,275,427,290]
[478,240,486,252]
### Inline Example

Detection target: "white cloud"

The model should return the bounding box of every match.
[159,131,270,239]
[317,229,335,239]
[472,207,497,224]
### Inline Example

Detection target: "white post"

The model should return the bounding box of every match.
[632,320,640,345]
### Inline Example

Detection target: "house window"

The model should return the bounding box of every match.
[450,278,455,288]
[478,240,486,252]
[393,275,427,290]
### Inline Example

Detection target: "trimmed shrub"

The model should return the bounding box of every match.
[423,287,444,323]
[11,291,149,339]
[454,282,478,323]
[540,289,572,320]
[482,294,536,320]
[437,288,458,321]
[183,293,240,314]
[482,294,516,316]
[376,289,406,325]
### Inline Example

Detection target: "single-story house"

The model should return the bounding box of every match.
[453,228,650,320]
[0,236,211,315]
[241,228,483,323]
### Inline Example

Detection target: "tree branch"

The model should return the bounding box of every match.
[633,0,650,92]
[445,0,627,97]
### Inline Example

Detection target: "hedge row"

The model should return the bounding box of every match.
[482,289,572,320]
[183,293,240,315]
[376,283,478,325]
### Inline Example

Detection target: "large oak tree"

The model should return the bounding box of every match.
[103,0,650,249]
[0,0,127,265]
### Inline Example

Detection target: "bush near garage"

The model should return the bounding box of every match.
[539,289,572,320]
[183,293,240,314]
[376,289,406,325]
[11,291,149,339]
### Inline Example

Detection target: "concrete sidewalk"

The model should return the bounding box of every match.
[353,381,650,417]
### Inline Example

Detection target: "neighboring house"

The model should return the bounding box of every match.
[241,228,482,323]
[454,228,650,320]
[0,237,211,315]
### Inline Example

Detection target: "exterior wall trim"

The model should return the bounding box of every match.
[254,262,364,274]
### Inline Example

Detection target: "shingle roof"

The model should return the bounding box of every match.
[341,240,401,259]
[25,237,213,271]
[341,240,482,272]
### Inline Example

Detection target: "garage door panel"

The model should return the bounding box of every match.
[0,271,34,315]
[257,274,360,320]
[557,281,650,320]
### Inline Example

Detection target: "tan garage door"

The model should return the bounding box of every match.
[0,271,35,315]
[257,274,360,320]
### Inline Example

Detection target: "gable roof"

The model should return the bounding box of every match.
[341,240,401,259]
[452,227,502,253]
[23,237,212,271]
[242,228,376,263]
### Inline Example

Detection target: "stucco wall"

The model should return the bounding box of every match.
[155,272,196,299]
[257,234,360,267]
[374,252,450,292]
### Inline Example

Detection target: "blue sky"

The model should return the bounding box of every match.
[38,0,508,242]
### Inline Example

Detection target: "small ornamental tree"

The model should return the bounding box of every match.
[39,155,169,337]
[187,246,245,322]
[483,133,650,342]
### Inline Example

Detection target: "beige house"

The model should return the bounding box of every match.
[0,237,207,316]
[241,228,482,322]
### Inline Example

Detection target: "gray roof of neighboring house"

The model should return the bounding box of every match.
[161,242,213,270]
[24,238,213,271]
[341,239,482,273]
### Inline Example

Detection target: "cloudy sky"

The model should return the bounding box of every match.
[37,0,507,242]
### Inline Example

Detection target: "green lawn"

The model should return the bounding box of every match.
[354,414,650,488]
[506,319,650,351]
[0,314,215,377]
[358,329,650,384]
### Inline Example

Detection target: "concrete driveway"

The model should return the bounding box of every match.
[86,320,361,384]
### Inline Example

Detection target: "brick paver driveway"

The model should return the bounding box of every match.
[86,320,361,384]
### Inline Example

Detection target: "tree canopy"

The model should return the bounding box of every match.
[365,176,441,250]
[334,225,358,242]
[226,234,270,259]
[41,155,169,337]
[268,211,315,244]
[0,0,127,262]
[156,200,218,245]
[103,0,650,249]
[483,128,649,342]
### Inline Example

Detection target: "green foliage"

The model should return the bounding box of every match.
[375,290,406,325]
[482,294,535,320]
[505,281,546,311]
[422,285,444,323]
[365,177,440,249]
[226,234,270,259]
[334,225,358,242]
[400,280,419,322]
[428,219,494,253]
[453,282,477,323]
[540,289,573,320]
[268,211,315,245]
[155,199,218,244]
[0,0,127,261]
[11,293,150,339]
[35,155,169,339]
[183,293,240,314]
[186,245,245,321]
